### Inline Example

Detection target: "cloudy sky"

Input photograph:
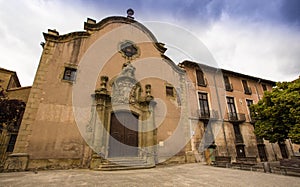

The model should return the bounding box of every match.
[0,0,299,86]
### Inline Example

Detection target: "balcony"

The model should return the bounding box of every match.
[198,110,219,121]
[227,113,246,123]
[244,87,252,95]
[225,83,233,92]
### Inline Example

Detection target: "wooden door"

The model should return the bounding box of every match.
[236,145,246,158]
[109,112,138,157]
[279,143,288,159]
[257,144,268,161]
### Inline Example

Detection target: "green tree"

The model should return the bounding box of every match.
[0,98,26,131]
[250,78,300,144]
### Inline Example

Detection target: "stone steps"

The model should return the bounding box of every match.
[95,157,155,171]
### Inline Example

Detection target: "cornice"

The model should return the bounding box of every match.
[84,16,167,53]
[43,30,90,43]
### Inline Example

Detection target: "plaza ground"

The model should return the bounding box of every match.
[0,163,299,187]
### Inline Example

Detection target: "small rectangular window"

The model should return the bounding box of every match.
[166,86,174,97]
[246,99,254,122]
[196,69,206,87]
[63,67,77,81]
[242,80,252,95]
[246,99,253,107]
[262,84,267,91]
[223,75,233,91]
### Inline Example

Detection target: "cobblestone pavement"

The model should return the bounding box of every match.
[0,163,299,187]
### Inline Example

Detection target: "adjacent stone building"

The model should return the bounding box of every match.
[0,68,31,167]
[181,61,298,164]
[1,12,299,171]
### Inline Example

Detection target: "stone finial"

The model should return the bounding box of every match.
[127,8,134,19]
[95,76,109,96]
[100,76,109,90]
[145,84,154,103]
[145,84,151,96]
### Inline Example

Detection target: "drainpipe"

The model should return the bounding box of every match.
[213,69,229,156]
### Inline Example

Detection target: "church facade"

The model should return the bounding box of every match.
[1,13,299,171]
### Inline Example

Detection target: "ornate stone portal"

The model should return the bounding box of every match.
[89,61,157,169]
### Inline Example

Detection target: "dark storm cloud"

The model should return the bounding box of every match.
[280,0,300,27]
[84,0,300,29]
[1,0,299,85]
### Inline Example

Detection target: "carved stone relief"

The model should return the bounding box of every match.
[111,62,141,105]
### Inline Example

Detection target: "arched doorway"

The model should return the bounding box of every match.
[108,111,139,157]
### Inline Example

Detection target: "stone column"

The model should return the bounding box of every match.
[144,84,156,165]
[94,76,109,156]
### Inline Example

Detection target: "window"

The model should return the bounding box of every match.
[120,41,138,58]
[226,97,237,120]
[279,143,289,159]
[246,99,254,121]
[6,134,17,152]
[233,124,243,143]
[242,80,251,94]
[246,99,253,114]
[246,99,253,107]
[223,75,233,91]
[196,69,206,86]
[63,67,77,81]
[257,144,268,161]
[166,86,174,97]
[198,93,210,117]
[262,84,267,91]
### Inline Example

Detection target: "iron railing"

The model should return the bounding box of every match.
[227,113,246,122]
[198,110,219,120]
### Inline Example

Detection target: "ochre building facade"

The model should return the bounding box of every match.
[181,61,299,165]
[1,14,299,171]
